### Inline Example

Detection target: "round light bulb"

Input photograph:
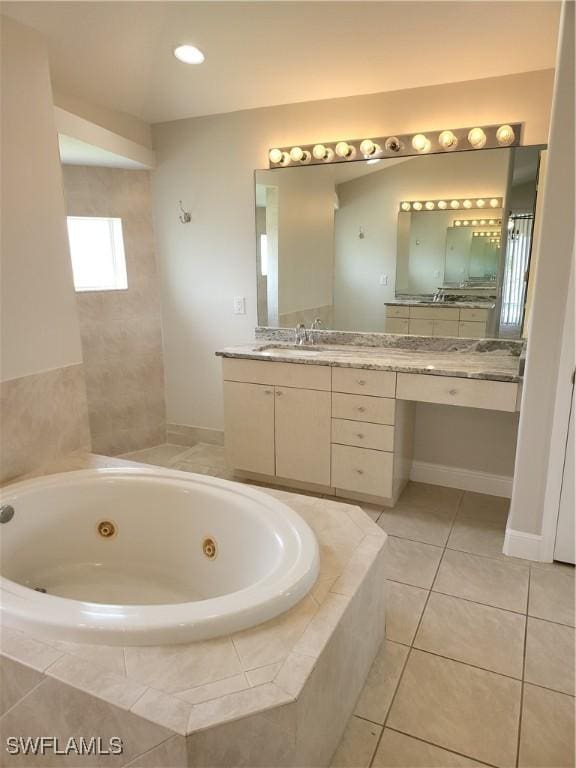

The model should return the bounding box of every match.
[335,142,354,158]
[425,201,435,210]
[463,220,470,226]
[360,139,380,156]
[413,201,423,211]
[472,220,479,226]
[269,148,283,164]
[489,198,500,208]
[476,199,486,208]
[451,200,460,209]
[455,220,462,227]
[384,136,403,153]
[480,220,487,225]
[496,124,515,146]
[173,44,205,64]
[401,202,411,211]
[290,147,304,162]
[412,134,429,153]
[463,200,472,209]
[474,233,479,237]
[278,152,291,166]
[468,127,487,149]
[312,144,328,160]
[437,200,448,210]
[438,130,458,150]
[300,150,312,164]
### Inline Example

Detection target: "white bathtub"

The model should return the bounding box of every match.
[0,468,319,645]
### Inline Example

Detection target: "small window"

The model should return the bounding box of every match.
[67,216,128,292]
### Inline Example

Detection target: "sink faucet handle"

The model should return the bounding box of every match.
[295,323,307,346]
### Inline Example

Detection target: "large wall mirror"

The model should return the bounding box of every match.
[255,146,542,339]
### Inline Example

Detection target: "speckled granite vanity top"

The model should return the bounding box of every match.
[385,299,496,309]
[217,329,524,383]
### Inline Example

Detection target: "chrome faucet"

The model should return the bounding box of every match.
[309,318,322,344]
[295,323,307,345]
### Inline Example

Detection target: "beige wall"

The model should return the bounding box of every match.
[62,166,166,455]
[151,69,553,474]
[0,18,90,482]
[509,1,575,539]
[1,17,83,382]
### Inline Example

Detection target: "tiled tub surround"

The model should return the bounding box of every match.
[63,166,166,455]
[0,364,90,484]
[0,457,387,767]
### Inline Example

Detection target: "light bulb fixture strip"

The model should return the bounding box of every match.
[398,197,503,213]
[268,123,521,168]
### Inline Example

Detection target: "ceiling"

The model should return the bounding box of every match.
[3,1,561,126]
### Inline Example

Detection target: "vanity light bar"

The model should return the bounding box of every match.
[453,218,502,227]
[473,231,501,238]
[399,197,503,213]
[268,124,521,168]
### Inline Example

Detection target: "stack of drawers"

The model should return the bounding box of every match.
[331,368,397,499]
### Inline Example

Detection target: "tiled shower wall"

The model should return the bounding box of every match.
[62,166,166,455]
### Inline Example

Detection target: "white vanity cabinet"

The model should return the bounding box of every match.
[222,355,519,506]
[222,359,331,487]
[222,358,413,505]
[384,304,491,338]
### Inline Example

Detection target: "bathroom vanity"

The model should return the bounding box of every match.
[217,333,522,507]
[384,301,495,338]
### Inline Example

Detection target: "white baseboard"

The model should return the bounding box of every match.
[409,460,513,498]
[503,528,544,561]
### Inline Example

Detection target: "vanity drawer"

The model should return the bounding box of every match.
[332,367,396,397]
[396,373,518,412]
[458,321,486,339]
[332,419,394,451]
[222,358,330,390]
[460,308,490,323]
[332,444,393,498]
[409,319,434,336]
[332,393,395,424]
[410,306,460,321]
[386,306,410,319]
[385,318,410,334]
[433,320,460,337]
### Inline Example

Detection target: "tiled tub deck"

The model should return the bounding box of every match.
[0,461,387,768]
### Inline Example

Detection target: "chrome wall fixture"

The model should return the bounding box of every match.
[399,197,503,213]
[268,124,521,169]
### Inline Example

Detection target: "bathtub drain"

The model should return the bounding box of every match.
[97,520,117,538]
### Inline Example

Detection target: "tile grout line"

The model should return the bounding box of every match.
[366,490,464,767]
[384,726,501,768]
[515,566,531,768]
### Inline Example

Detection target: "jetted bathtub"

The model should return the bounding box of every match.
[0,468,319,645]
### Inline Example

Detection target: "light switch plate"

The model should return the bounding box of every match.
[233,296,246,314]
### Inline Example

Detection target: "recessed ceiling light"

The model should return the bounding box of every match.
[173,45,205,65]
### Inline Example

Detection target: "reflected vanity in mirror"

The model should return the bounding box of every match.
[255,145,542,339]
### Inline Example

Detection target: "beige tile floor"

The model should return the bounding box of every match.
[122,443,576,768]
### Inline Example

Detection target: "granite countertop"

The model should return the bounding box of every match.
[217,340,522,383]
[385,299,496,310]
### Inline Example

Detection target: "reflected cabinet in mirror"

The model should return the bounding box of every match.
[255,146,542,339]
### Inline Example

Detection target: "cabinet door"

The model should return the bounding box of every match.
[223,381,275,475]
[275,387,331,486]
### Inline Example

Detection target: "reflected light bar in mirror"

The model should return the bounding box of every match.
[399,197,503,212]
[268,123,521,168]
